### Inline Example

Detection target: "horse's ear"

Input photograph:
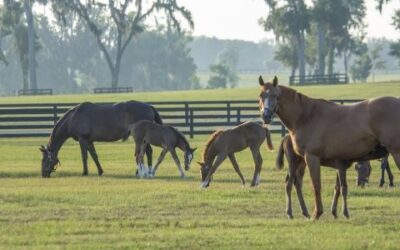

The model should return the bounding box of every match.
[258,75,265,86]
[192,147,197,153]
[197,161,204,167]
[273,76,278,87]
[39,145,46,153]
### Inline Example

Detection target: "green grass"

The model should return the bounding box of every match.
[1,135,400,249]
[2,80,400,104]
[1,82,400,248]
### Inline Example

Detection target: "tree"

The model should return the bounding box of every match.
[369,44,386,82]
[274,42,298,76]
[350,44,371,83]
[207,46,239,89]
[52,0,193,88]
[311,0,366,75]
[261,0,309,83]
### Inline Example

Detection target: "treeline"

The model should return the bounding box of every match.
[1,0,400,95]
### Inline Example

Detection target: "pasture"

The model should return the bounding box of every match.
[1,82,400,249]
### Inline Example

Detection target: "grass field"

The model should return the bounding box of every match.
[1,82,400,249]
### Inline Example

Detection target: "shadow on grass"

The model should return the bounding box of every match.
[106,173,197,182]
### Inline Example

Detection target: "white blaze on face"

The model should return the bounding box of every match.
[188,153,193,163]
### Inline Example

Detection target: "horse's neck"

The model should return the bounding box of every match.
[204,145,217,166]
[277,86,311,131]
[48,119,70,155]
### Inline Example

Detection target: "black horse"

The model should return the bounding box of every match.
[379,156,394,187]
[40,101,162,177]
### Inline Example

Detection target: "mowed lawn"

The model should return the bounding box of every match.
[1,82,400,249]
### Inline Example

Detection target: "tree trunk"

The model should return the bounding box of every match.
[343,52,348,76]
[296,32,306,84]
[111,69,119,88]
[327,40,334,75]
[24,0,37,89]
[317,24,325,76]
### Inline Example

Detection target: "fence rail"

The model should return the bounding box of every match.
[0,99,362,139]
[289,74,349,85]
[17,88,53,96]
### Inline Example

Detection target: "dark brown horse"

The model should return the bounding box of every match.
[198,121,273,188]
[40,101,162,177]
[131,120,196,178]
[258,76,398,219]
[276,135,376,219]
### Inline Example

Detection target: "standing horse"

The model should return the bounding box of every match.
[198,121,273,188]
[258,76,399,219]
[276,135,375,219]
[40,101,162,177]
[131,120,196,178]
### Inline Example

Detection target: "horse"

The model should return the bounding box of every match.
[198,121,273,188]
[131,120,196,178]
[276,135,375,219]
[258,75,399,219]
[40,101,163,178]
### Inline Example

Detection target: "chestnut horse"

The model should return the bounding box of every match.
[276,135,378,219]
[198,121,273,188]
[258,76,399,219]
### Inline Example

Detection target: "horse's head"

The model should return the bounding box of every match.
[184,147,197,171]
[198,161,211,187]
[355,161,371,188]
[258,75,280,124]
[40,145,60,178]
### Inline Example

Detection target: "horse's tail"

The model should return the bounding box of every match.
[275,136,286,170]
[151,106,163,125]
[263,126,274,151]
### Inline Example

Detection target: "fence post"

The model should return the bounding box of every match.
[237,109,241,123]
[53,105,58,124]
[184,102,189,125]
[189,109,194,139]
[227,102,231,124]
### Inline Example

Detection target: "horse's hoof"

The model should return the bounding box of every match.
[303,212,310,219]
[389,184,395,188]
[98,171,103,176]
[313,211,323,220]
[82,172,88,176]
[343,211,350,219]
[287,213,294,219]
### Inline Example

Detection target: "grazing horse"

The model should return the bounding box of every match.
[40,101,162,177]
[258,76,399,219]
[198,121,273,188]
[131,120,196,178]
[276,135,375,219]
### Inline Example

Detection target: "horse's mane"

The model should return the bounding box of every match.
[168,126,190,149]
[202,129,224,162]
[48,104,79,148]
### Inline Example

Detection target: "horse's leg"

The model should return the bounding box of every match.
[386,161,394,187]
[138,142,148,178]
[169,148,185,178]
[152,148,168,177]
[285,173,294,219]
[338,168,350,218]
[331,173,341,219]
[250,147,263,187]
[228,153,245,186]
[380,160,386,187]
[294,161,310,218]
[304,153,323,220]
[87,142,103,176]
[145,144,153,174]
[79,139,89,176]
[202,153,227,188]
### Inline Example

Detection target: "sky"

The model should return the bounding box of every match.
[177,0,400,42]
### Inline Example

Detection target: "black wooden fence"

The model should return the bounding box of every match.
[0,99,362,139]
[289,74,349,85]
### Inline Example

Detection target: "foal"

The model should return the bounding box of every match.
[131,120,196,178]
[277,135,386,219]
[198,121,273,188]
